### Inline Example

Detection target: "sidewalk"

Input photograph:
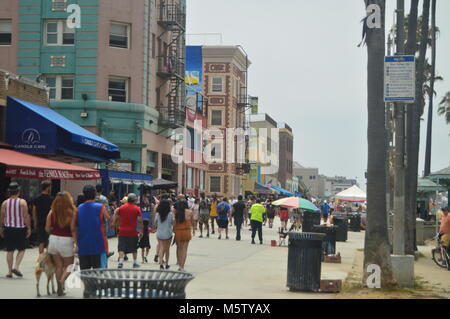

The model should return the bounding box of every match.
[0,219,365,299]
[185,221,365,299]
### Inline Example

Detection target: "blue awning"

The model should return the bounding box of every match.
[6,97,120,162]
[270,185,294,197]
[255,182,278,195]
[100,169,153,184]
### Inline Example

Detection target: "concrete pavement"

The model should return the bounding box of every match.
[0,219,364,299]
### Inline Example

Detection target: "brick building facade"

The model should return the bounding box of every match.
[0,69,49,142]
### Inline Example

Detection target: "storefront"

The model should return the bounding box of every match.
[3,97,120,197]
[5,97,120,162]
[99,169,153,206]
[0,147,101,202]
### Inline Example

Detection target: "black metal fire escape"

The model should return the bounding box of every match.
[235,45,251,175]
[157,0,186,130]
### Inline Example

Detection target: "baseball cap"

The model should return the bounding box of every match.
[8,182,20,191]
[128,193,137,203]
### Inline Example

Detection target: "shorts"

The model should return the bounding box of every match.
[199,214,209,225]
[48,235,74,258]
[442,234,450,247]
[118,236,138,254]
[279,211,289,221]
[79,254,101,270]
[174,229,192,243]
[4,227,27,252]
[217,219,228,229]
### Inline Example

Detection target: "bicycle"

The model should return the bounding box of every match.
[431,233,450,270]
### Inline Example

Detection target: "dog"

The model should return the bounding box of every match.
[35,252,56,297]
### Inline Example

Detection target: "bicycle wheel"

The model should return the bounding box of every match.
[432,248,448,268]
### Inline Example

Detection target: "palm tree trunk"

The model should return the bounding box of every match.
[424,0,436,177]
[405,0,431,255]
[363,0,395,288]
[403,0,419,256]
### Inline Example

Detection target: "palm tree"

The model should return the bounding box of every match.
[403,0,419,256]
[363,0,395,288]
[424,0,437,177]
[438,92,450,124]
[404,0,430,255]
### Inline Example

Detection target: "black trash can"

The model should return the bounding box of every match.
[312,225,338,259]
[80,269,194,299]
[349,214,361,232]
[332,216,348,242]
[301,211,321,233]
[287,232,325,292]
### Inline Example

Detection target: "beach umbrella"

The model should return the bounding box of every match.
[272,197,320,212]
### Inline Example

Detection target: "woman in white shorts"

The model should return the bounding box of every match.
[45,192,76,296]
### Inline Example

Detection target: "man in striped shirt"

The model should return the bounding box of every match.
[0,182,31,278]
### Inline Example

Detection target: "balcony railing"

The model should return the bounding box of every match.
[158,106,186,128]
[158,1,186,30]
[157,56,185,79]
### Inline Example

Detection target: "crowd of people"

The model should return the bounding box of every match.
[6,180,446,296]
[0,181,304,297]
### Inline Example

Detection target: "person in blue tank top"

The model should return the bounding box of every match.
[71,185,109,270]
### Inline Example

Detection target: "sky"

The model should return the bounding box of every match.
[186,0,450,190]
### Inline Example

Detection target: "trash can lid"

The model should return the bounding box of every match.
[287,232,325,240]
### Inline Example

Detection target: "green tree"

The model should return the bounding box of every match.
[363,0,395,288]
[438,92,450,123]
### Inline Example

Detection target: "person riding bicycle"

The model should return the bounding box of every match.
[439,206,450,251]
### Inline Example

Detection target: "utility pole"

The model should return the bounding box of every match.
[393,0,405,255]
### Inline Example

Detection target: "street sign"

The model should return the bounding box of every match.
[384,56,416,103]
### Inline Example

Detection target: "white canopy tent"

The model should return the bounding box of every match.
[335,185,366,202]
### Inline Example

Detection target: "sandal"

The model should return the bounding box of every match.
[6,274,12,278]
[11,269,23,277]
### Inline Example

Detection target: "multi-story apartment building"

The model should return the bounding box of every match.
[277,122,293,190]
[200,45,250,197]
[317,175,358,198]
[0,0,186,192]
[242,112,279,193]
[293,161,320,198]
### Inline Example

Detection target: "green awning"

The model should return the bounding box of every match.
[417,178,447,192]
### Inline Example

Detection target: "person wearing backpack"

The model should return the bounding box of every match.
[216,197,231,240]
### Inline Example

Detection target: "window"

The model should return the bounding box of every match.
[211,110,222,126]
[151,33,156,58]
[108,77,128,102]
[186,127,195,150]
[211,142,222,161]
[52,0,67,11]
[187,167,193,189]
[146,151,158,176]
[45,20,74,45]
[199,170,204,190]
[110,23,129,48]
[211,77,223,93]
[0,20,12,45]
[210,176,221,193]
[45,75,74,100]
